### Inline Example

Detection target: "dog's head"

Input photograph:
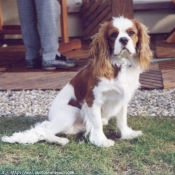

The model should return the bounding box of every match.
[90,17,152,71]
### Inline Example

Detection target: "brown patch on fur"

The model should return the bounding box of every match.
[68,98,82,109]
[107,27,119,54]
[126,27,138,46]
[132,19,153,71]
[70,63,100,107]
[113,65,121,77]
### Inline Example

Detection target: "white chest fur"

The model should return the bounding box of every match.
[93,65,141,119]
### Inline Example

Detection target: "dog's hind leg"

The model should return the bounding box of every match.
[1,106,80,145]
[46,105,83,141]
[40,128,69,145]
[35,121,70,145]
[9,100,82,145]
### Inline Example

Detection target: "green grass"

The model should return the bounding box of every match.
[0,116,175,174]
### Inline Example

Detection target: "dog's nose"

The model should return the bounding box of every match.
[119,37,128,45]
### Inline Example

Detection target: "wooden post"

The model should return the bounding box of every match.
[112,0,133,18]
[0,0,4,44]
[0,0,3,31]
[60,0,69,43]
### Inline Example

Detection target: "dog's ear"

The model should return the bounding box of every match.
[90,22,110,62]
[90,22,114,78]
[133,19,153,71]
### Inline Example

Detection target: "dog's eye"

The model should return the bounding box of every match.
[128,31,135,36]
[110,32,118,38]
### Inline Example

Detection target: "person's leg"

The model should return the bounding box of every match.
[17,0,41,61]
[35,0,77,70]
[35,0,60,62]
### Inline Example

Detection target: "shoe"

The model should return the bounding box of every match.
[26,57,42,69]
[42,55,77,70]
[55,54,77,64]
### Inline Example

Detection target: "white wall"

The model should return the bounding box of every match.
[1,0,19,25]
[134,9,175,33]
[1,0,175,38]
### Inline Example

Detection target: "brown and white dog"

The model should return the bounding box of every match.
[2,17,152,147]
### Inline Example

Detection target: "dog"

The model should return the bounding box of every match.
[2,17,152,147]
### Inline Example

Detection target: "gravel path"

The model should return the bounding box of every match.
[0,88,175,118]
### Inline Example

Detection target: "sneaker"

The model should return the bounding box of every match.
[42,55,77,70]
[56,54,77,64]
[26,57,42,69]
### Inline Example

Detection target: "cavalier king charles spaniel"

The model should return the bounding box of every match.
[2,17,152,147]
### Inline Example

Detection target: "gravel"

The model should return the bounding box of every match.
[0,88,175,118]
[128,88,175,117]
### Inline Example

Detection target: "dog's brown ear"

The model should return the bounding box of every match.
[133,19,153,71]
[90,22,113,78]
[90,22,110,62]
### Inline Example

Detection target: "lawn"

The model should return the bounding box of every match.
[0,116,175,175]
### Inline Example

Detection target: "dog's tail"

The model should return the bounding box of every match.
[1,121,69,145]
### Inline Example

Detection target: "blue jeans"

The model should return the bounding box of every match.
[17,0,61,61]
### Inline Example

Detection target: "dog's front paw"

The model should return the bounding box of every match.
[91,138,115,147]
[58,138,70,145]
[90,132,115,147]
[121,128,142,140]
[101,139,115,147]
[102,118,108,126]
